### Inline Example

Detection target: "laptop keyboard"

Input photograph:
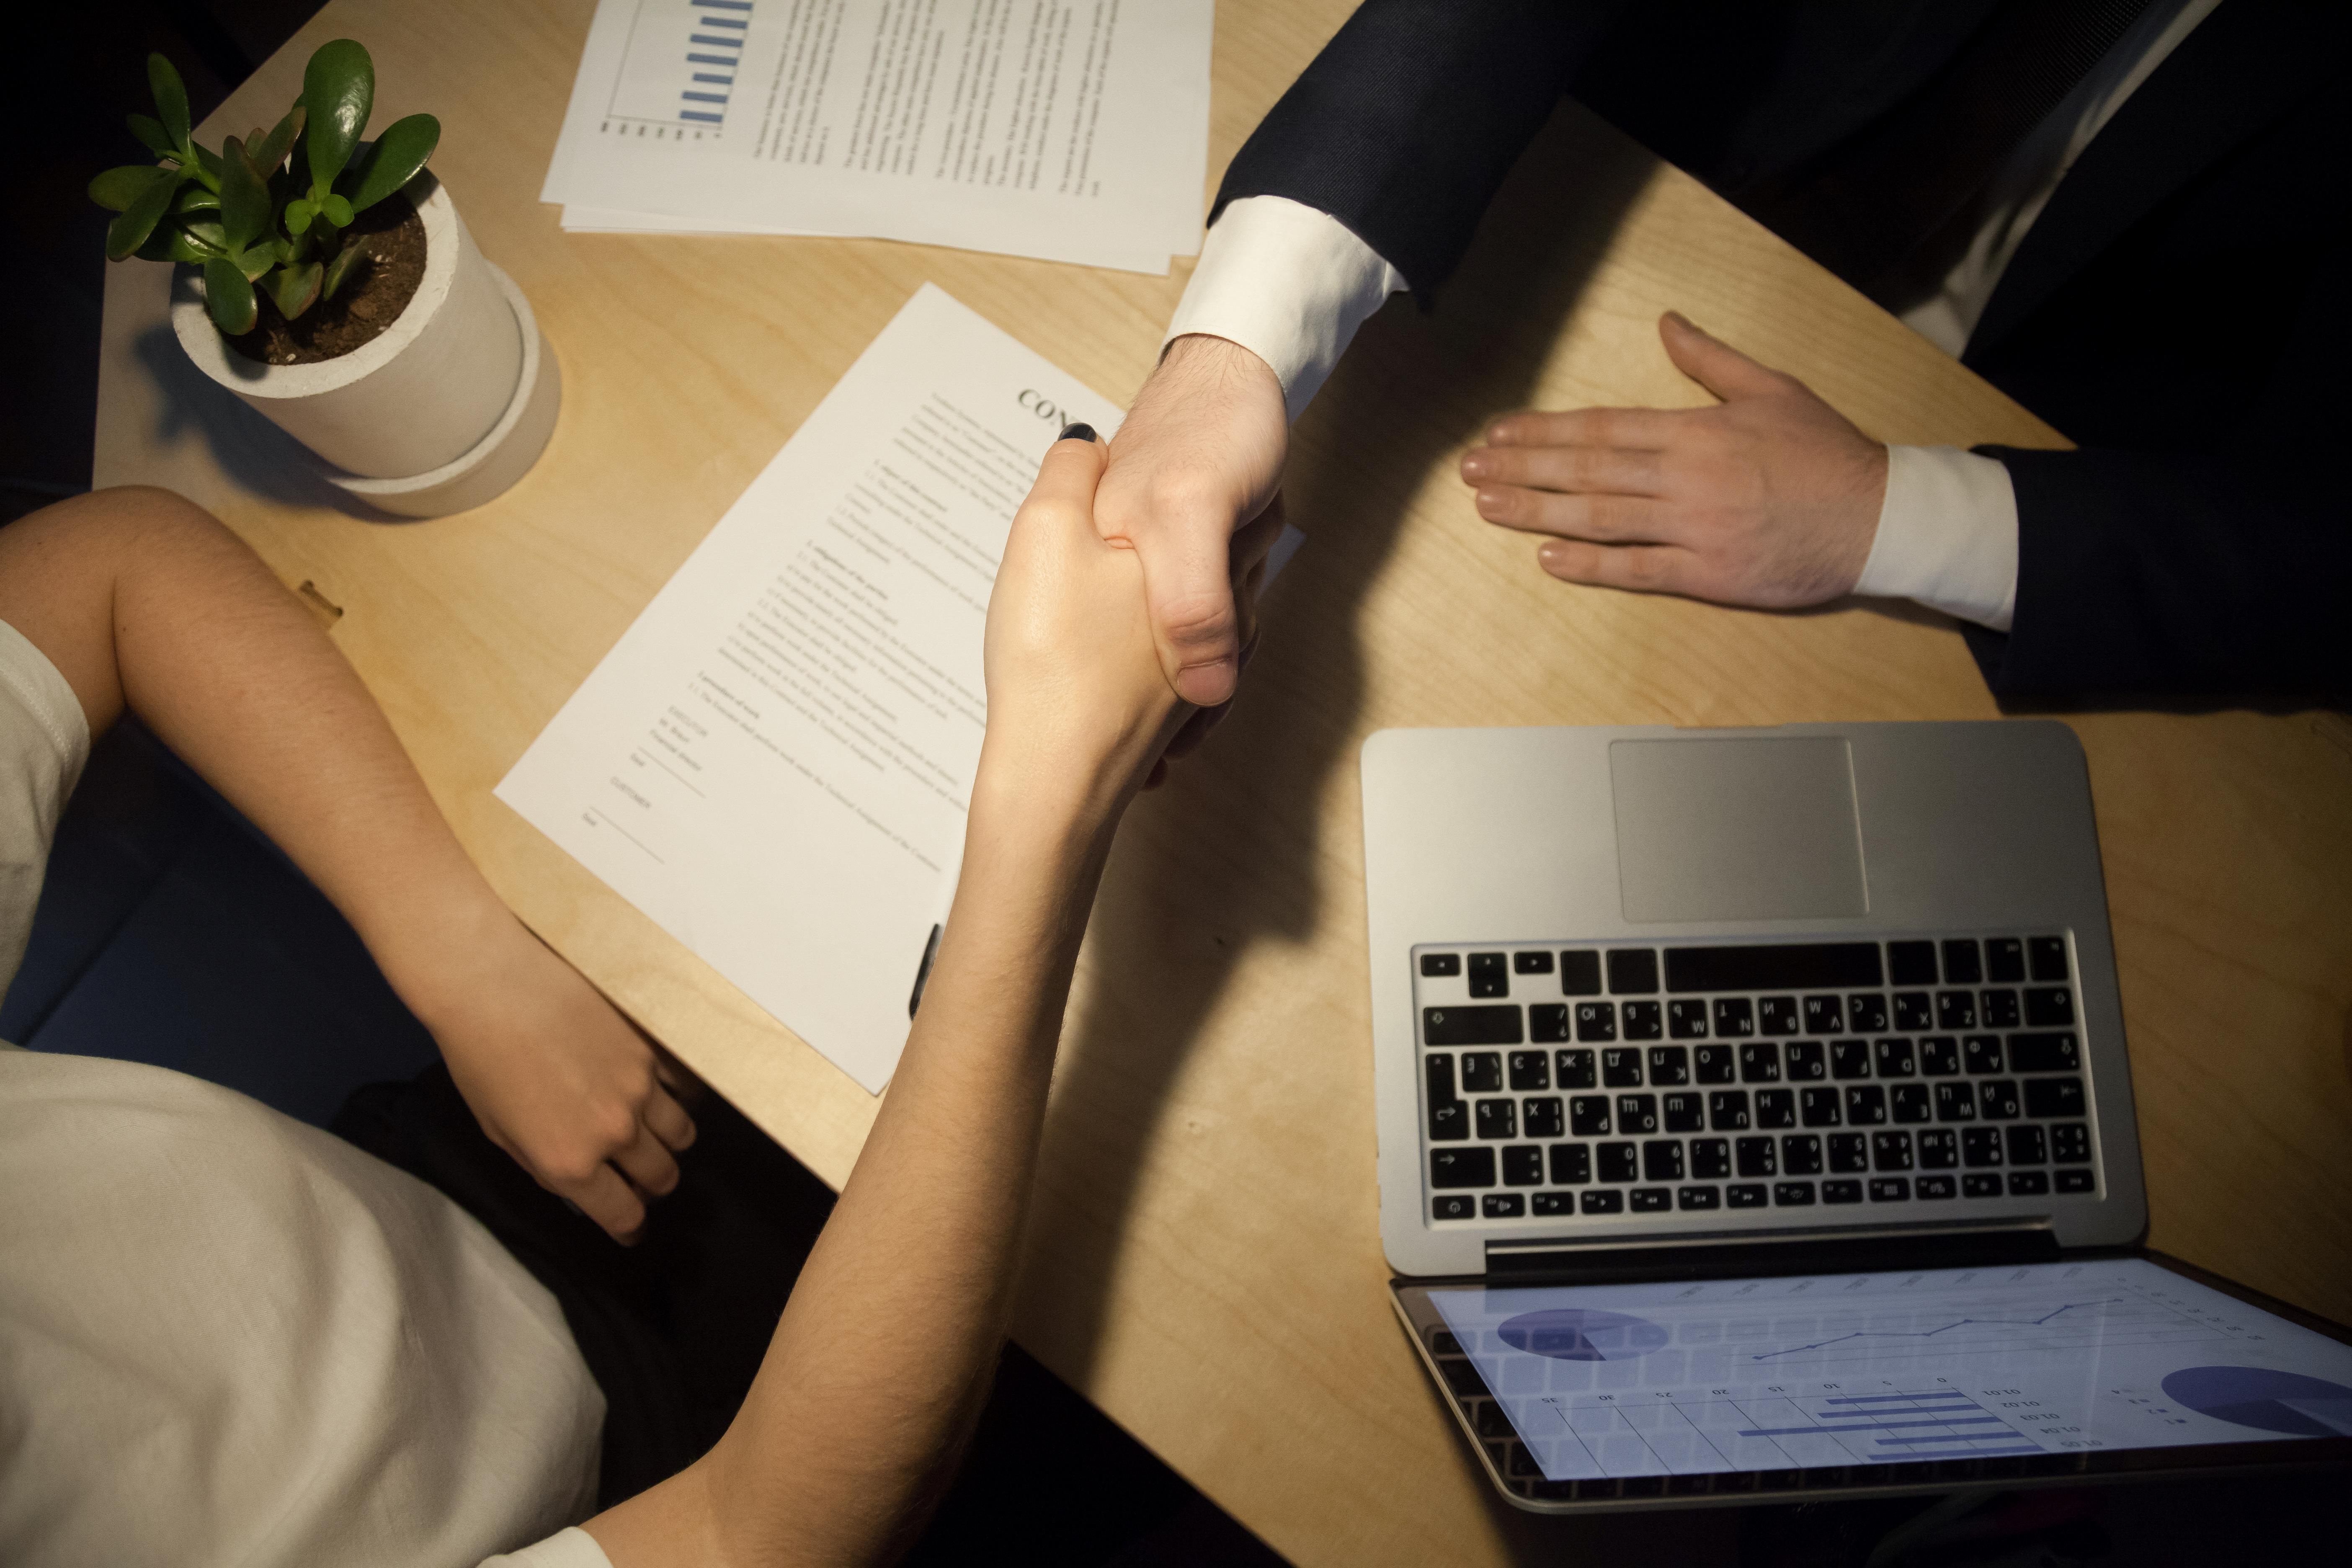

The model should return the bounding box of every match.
[1417,937,2100,1223]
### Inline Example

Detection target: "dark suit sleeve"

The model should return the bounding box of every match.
[1212,1,1629,296]
[1961,449,2349,705]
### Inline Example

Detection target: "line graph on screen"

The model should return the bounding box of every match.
[1734,1291,2220,1367]
[1752,1298,2127,1360]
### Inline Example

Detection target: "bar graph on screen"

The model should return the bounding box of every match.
[1716,1387,2041,1462]
[1518,1384,2043,1475]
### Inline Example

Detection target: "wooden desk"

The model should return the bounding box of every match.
[94,2,2352,1561]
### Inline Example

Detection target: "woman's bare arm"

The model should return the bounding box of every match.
[585,428,1184,1565]
[0,486,696,1238]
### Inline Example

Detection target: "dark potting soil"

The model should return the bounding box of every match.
[225,195,428,366]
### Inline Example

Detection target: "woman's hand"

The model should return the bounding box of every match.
[410,909,699,1245]
[980,424,1192,820]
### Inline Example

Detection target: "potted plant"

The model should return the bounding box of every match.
[91,41,560,517]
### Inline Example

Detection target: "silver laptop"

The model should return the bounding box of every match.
[1363,723,2352,1509]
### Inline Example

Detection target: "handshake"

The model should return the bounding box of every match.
[1067,312,1893,780]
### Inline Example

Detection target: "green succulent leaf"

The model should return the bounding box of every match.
[250,105,307,180]
[157,222,229,263]
[285,196,315,236]
[177,218,230,258]
[269,260,324,320]
[240,237,286,281]
[322,239,370,300]
[90,163,171,212]
[301,39,375,196]
[136,221,227,264]
[343,114,439,211]
[104,168,180,260]
[217,136,274,252]
[129,113,174,157]
[319,193,353,228]
[202,256,258,335]
[148,53,191,151]
[172,183,222,214]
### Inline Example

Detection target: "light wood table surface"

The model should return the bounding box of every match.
[93,1,2352,1561]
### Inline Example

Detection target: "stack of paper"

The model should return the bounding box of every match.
[542,0,1212,273]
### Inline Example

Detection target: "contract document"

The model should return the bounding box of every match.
[497,285,1122,1092]
[541,0,1211,273]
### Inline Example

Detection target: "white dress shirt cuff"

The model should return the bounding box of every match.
[1854,445,2021,633]
[1161,195,1407,423]
[480,1526,613,1568]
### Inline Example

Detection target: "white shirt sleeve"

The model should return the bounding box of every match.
[1853,445,2021,632]
[0,617,91,999]
[1161,194,1407,423]
[481,1526,614,1568]
[1163,203,2025,633]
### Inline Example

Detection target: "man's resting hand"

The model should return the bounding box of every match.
[1462,312,1887,607]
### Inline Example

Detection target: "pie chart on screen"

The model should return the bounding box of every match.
[2161,1366,2352,1436]
[1498,1309,1668,1362]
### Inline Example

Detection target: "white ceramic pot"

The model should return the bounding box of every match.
[317,263,560,519]
[170,172,554,508]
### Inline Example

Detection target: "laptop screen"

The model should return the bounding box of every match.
[1426,1257,2352,1483]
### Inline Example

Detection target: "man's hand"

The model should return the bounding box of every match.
[413,913,698,1245]
[1095,334,1289,709]
[1461,312,1887,606]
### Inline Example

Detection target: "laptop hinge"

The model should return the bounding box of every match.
[1484,1220,2058,1285]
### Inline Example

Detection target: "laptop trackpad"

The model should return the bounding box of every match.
[1609,738,1867,922]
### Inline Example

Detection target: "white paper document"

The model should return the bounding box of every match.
[541,0,1212,273]
[497,285,1123,1092]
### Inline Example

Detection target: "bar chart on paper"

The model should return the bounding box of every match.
[1428,1258,2352,1481]
[607,0,752,130]
[543,0,1213,268]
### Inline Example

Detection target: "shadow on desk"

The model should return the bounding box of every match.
[130,322,410,521]
[1025,102,1750,1561]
